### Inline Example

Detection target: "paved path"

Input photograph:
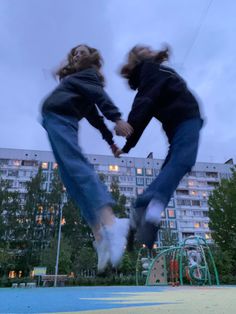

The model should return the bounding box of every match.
[0,285,235,314]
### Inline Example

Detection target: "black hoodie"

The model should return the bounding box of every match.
[122,60,202,153]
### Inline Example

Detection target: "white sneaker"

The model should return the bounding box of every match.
[93,231,110,273]
[145,199,164,225]
[105,218,130,268]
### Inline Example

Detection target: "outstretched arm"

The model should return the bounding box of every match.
[120,96,154,153]
[86,105,121,156]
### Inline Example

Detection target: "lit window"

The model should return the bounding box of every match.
[168,209,175,218]
[190,190,198,196]
[41,162,48,169]
[146,168,153,176]
[36,216,42,225]
[194,222,200,228]
[188,180,196,186]
[109,165,119,172]
[205,233,212,239]
[9,271,16,279]
[136,187,144,195]
[203,222,209,228]
[169,221,176,229]
[136,168,143,175]
[13,160,21,166]
[161,211,165,218]
[53,163,58,169]
[38,206,43,213]
[61,218,66,225]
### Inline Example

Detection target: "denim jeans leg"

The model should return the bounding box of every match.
[135,118,202,209]
[42,112,114,227]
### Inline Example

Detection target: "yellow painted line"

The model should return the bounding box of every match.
[49,287,236,314]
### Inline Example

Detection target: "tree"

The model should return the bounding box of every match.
[208,167,236,282]
[40,235,72,274]
[0,177,23,276]
[23,166,48,271]
[208,167,236,255]
[110,178,127,218]
[161,228,178,247]
[62,199,93,262]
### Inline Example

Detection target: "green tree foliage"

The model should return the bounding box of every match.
[161,228,179,247]
[208,167,236,255]
[110,178,127,218]
[62,199,94,272]
[208,167,236,282]
[40,235,72,274]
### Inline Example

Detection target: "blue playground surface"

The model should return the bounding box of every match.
[0,285,235,314]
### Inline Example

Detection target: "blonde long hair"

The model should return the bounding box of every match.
[56,44,104,83]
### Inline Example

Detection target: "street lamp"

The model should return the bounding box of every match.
[54,190,66,287]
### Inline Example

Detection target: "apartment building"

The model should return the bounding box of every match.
[0,148,233,244]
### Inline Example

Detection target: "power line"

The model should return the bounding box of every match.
[182,0,214,65]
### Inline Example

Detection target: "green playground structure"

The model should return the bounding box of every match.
[136,236,220,286]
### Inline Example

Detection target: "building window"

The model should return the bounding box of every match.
[161,220,167,228]
[8,170,18,177]
[177,199,191,206]
[146,178,153,186]
[136,168,143,175]
[13,160,21,167]
[53,162,58,169]
[136,187,144,195]
[176,189,189,196]
[167,209,176,218]
[191,200,201,207]
[194,222,200,228]
[136,177,144,186]
[169,221,176,229]
[203,222,209,228]
[38,206,43,214]
[41,162,48,170]
[205,233,212,240]
[145,168,153,176]
[190,190,198,196]
[109,165,119,172]
[188,180,196,187]
[168,198,174,207]
[206,172,218,178]
[161,211,166,218]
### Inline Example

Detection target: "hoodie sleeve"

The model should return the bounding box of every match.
[71,70,122,122]
[86,105,114,146]
[122,96,154,153]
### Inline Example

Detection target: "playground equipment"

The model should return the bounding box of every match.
[136,236,219,286]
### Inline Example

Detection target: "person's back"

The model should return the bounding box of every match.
[125,57,201,138]
[42,68,105,118]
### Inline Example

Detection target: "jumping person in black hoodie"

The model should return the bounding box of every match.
[41,44,133,272]
[115,45,203,249]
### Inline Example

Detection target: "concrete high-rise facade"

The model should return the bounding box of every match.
[0,148,233,244]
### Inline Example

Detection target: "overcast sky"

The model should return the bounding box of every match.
[0,0,235,163]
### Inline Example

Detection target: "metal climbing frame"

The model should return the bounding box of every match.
[136,236,220,286]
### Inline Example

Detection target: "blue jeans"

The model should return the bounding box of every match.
[135,118,203,209]
[42,112,114,227]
